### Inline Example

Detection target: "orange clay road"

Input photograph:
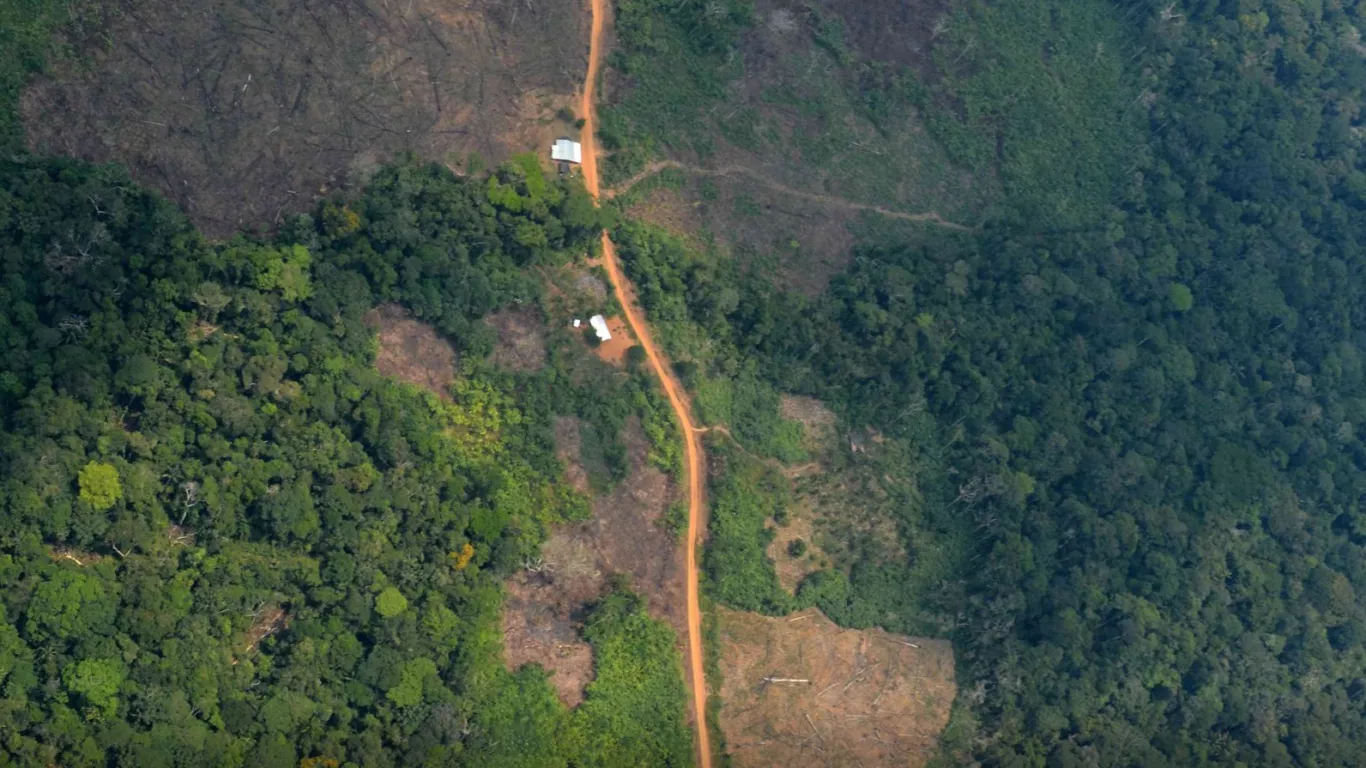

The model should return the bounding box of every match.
[578,0,713,765]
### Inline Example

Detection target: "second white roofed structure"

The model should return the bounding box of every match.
[589,315,612,342]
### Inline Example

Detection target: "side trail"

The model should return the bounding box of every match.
[577,1,714,766]
[609,160,975,231]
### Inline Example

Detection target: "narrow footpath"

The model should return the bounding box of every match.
[609,160,974,231]
[577,1,713,766]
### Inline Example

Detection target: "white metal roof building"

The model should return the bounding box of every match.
[589,315,612,342]
[552,138,582,164]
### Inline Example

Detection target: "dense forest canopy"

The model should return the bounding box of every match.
[0,152,694,766]
[604,0,1366,765]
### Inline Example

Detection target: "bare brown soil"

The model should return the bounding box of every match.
[485,307,547,373]
[717,608,955,767]
[502,419,687,703]
[21,0,586,238]
[553,415,592,494]
[503,536,599,706]
[363,303,456,399]
[591,315,635,365]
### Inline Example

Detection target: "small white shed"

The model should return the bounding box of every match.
[551,137,583,164]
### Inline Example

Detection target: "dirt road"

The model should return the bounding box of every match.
[578,1,713,765]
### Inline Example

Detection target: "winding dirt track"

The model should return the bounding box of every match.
[578,2,713,765]
[609,160,974,231]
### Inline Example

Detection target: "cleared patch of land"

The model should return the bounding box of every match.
[781,395,837,445]
[501,418,687,703]
[796,429,910,580]
[486,307,548,373]
[503,534,599,706]
[22,0,586,237]
[716,608,955,767]
[707,0,993,221]
[591,315,635,365]
[765,512,825,593]
[241,605,288,655]
[574,418,686,632]
[48,546,104,567]
[553,415,592,494]
[621,172,858,296]
[606,0,991,293]
[364,303,456,399]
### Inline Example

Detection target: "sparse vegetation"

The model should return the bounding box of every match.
[598,0,751,183]
[0,0,72,151]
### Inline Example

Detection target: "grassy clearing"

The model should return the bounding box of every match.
[599,0,751,185]
[736,11,993,223]
[604,0,996,223]
[694,373,806,462]
[922,0,1139,226]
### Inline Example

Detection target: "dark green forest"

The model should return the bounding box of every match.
[0,152,692,766]
[606,0,1366,765]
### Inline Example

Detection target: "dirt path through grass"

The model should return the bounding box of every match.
[578,1,713,765]
[610,161,975,231]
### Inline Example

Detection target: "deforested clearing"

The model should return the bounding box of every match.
[716,607,955,767]
[364,303,457,400]
[21,0,585,237]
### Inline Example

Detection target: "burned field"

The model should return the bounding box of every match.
[22,0,586,237]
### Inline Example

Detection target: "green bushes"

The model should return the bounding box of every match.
[598,0,751,183]
[465,587,693,768]
[694,373,805,462]
[571,589,694,767]
[701,442,791,614]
